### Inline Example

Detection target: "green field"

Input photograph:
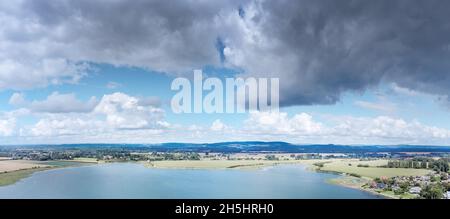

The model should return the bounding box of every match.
[376,190,418,199]
[319,159,432,178]
[0,167,52,186]
[146,160,309,169]
[38,160,95,167]
[0,160,97,187]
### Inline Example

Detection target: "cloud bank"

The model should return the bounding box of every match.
[1,0,450,144]
[2,0,450,106]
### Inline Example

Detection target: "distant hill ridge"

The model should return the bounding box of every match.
[3,141,450,153]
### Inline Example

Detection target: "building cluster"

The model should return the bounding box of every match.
[369,172,450,199]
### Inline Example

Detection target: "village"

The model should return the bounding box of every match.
[367,172,450,199]
[1,145,450,199]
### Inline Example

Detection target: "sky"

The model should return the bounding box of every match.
[1,0,450,145]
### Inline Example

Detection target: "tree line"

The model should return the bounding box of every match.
[385,158,449,172]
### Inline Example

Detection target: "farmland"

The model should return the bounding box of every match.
[319,159,432,178]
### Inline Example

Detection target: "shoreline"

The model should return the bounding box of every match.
[143,159,313,170]
[296,163,394,199]
[0,159,423,199]
[0,167,53,187]
[0,160,99,187]
[145,159,393,199]
[326,176,393,199]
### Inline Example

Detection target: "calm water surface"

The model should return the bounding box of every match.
[0,163,380,199]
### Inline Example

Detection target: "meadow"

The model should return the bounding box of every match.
[0,167,52,186]
[146,159,312,169]
[0,160,50,173]
[0,159,98,186]
[319,159,432,178]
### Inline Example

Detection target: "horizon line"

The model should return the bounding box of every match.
[1,141,450,147]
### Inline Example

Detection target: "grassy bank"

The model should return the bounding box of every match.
[145,159,310,169]
[316,159,433,199]
[0,159,98,187]
[327,176,396,199]
[0,167,52,186]
[319,159,431,178]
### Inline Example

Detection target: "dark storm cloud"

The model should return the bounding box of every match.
[2,0,450,106]
[226,0,450,106]
[0,0,243,87]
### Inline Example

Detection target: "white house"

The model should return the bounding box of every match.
[409,186,421,194]
[445,191,450,199]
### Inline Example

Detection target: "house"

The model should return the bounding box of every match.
[392,185,401,192]
[420,176,430,181]
[376,183,386,189]
[409,186,421,194]
[369,181,377,188]
[445,191,450,199]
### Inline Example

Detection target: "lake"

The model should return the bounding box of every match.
[0,163,380,199]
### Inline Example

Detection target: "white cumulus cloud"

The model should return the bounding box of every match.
[9,92,99,113]
[94,92,166,130]
[244,111,324,135]
[0,118,15,136]
[211,119,227,131]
